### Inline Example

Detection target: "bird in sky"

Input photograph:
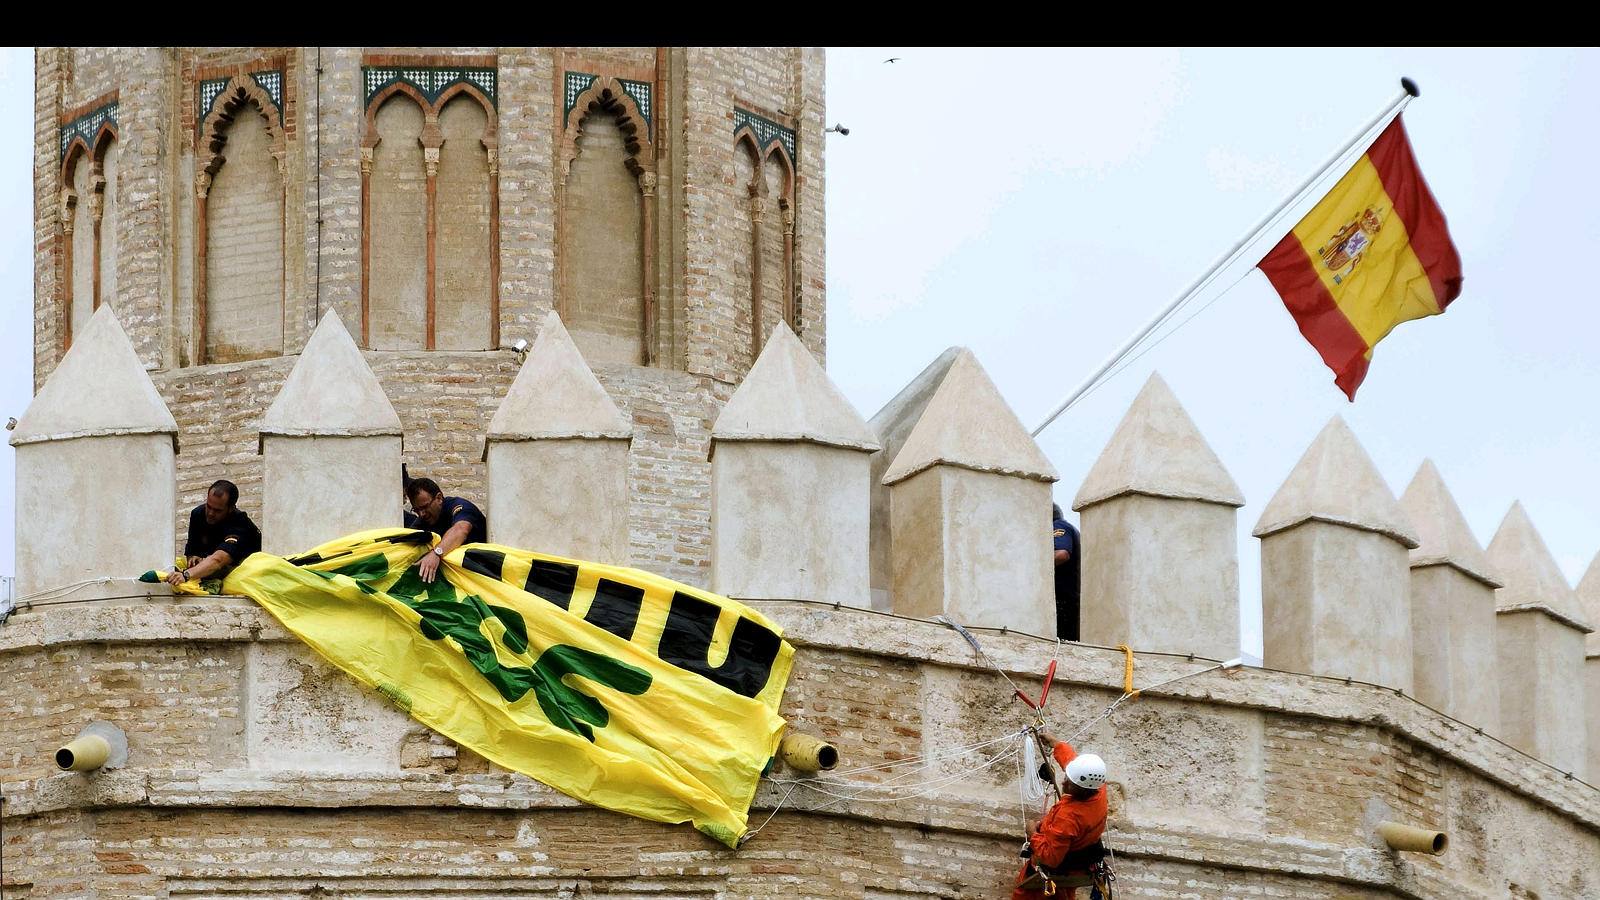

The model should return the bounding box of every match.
[884,57,901,64]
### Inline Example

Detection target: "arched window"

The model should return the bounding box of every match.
[366,91,428,350]
[360,64,500,351]
[195,79,287,365]
[733,108,799,366]
[56,97,122,351]
[434,92,495,350]
[557,75,658,366]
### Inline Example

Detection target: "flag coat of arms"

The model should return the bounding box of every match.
[1258,116,1463,399]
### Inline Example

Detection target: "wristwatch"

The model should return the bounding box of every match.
[179,569,190,582]
[433,547,445,558]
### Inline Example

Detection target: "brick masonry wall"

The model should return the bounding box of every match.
[367,97,427,350]
[153,353,727,589]
[2,612,1596,898]
[204,106,284,362]
[434,97,494,351]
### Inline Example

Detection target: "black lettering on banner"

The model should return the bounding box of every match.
[585,579,644,642]
[658,591,781,698]
[524,560,579,609]
[462,549,505,581]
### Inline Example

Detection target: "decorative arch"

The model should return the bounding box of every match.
[359,61,500,350]
[733,133,766,363]
[198,78,287,183]
[89,121,121,322]
[193,76,288,366]
[57,137,91,350]
[732,107,799,342]
[559,77,655,179]
[362,88,430,350]
[56,92,121,352]
[762,142,798,334]
[556,75,660,365]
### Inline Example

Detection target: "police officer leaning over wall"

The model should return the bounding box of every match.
[167,479,262,587]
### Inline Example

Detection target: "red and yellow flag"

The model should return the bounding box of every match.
[1259,116,1462,399]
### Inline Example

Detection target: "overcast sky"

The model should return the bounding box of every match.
[4,49,1597,656]
[822,47,1600,654]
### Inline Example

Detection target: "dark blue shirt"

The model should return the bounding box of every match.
[428,496,488,545]
[184,505,262,566]
[1053,516,1081,640]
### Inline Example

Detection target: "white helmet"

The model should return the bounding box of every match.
[1064,753,1106,790]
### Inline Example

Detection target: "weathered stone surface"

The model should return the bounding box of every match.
[3,597,1598,898]
[882,349,1056,486]
[710,323,875,604]
[1398,461,1501,732]
[1254,416,1418,547]
[1074,373,1242,658]
[1258,418,1416,691]
[1073,372,1243,510]
[866,347,961,610]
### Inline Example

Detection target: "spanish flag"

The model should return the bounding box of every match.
[1259,116,1462,399]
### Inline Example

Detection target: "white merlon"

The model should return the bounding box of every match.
[259,309,403,445]
[1398,460,1501,732]
[1257,415,1417,692]
[10,305,177,594]
[1073,372,1244,511]
[259,310,403,554]
[1487,501,1590,778]
[486,311,633,562]
[866,347,962,610]
[1073,373,1242,659]
[884,349,1056,631]
[711,322,877,604]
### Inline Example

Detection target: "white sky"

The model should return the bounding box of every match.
[4,49,1597,656]
[821,47,1600,655]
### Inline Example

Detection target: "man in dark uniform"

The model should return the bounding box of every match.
[406,476,488,583]
[1053,503,1082,641]
[168,479,262,587]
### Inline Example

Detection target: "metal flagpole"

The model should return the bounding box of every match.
[1031,77,1420,438]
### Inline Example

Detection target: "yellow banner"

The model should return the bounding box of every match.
[199,528,793,846]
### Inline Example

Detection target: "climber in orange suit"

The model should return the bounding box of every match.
[1011,731,1109,900]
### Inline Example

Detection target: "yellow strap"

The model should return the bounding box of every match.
[1117,644,1139,701]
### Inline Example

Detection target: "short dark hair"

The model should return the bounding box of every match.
[406,477,442,504]
[208,479,239,506]
[1052,503,1064,521]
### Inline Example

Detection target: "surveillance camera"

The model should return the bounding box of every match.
[4,417,15,431]
[826,124,850,136]
[511,338,529,355]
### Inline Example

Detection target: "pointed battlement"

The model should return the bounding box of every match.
[1073,373,1242,658]
[10,305,177,594]
[710,322,877,604]
[1256,416,1417,691]
[486,311,633,562]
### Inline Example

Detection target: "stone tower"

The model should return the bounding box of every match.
[33,47,825,585]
